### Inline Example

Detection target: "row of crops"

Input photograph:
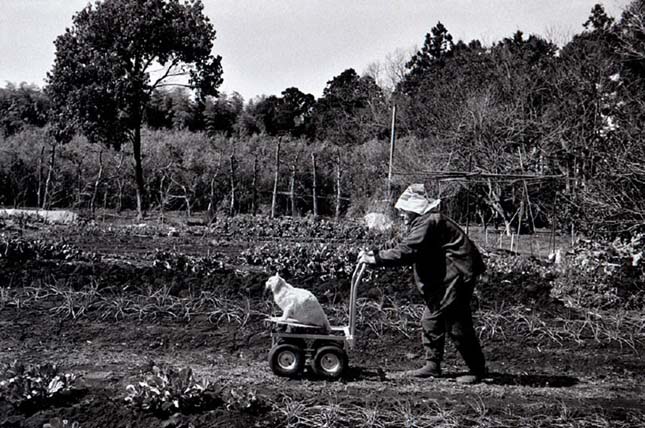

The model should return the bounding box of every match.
[2,220,643,310]
[0,360,269,424]
[70,214,393,241]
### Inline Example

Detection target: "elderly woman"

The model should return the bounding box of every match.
[359,184,487,384]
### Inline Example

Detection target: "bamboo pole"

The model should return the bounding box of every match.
[207,155,222,222]
[207,177,215,221]
[516,198,524,250]
[289,158,297,217]
[42,142,56,210]
[90,149,103,217]
[252,155,258,215]
[229,154,236,216]
[37,145,45,210]
[335,150,342,221]
[102,186,107,223]
[465,154,472,235]
[311,152,318,218]
[387,104,397,201]
[518,146,536,232]
[550,190,558,254]
[271,138,281,218]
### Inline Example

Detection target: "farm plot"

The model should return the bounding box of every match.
[1,216,644,427]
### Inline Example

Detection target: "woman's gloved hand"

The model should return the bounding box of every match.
[358,249,376,265]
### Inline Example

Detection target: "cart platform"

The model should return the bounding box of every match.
[264,263,366,380]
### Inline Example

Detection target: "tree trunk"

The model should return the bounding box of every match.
[229,154,236,216]
[75,163,83,208]
[132,126,146,219]
[207,177,216,222]
[102,186,108,222]
[311,153,318,218]
[289,154,299,217]
[90,150,103,217]
[42,143,56,210]
[387,104,397,201]
[485,178,512,235]
[335,150,342,221]
[252,155,258,215]
[518,146,536,232]
[159,175,166,222]
[516,199,525,238]
[117,180,124,213]
[476,208,488,231]
[182,184,192,218]
[37,145,45,209]
[271,138,281,218]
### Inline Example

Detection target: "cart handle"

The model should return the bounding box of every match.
[349,262,367,340]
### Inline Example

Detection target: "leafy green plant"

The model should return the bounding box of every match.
[240,242,358,279]
[43,418,80,428]
[208,215,375,241]
[0,234,98,265]
[225,387,268,415]
[152,248,226,275]
[551,235,645,309]
[124,363,220,415]
[0,361,78,409]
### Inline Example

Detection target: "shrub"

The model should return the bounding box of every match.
[124,363,220,415]
[0,361,77,410]
[551,234,645,309]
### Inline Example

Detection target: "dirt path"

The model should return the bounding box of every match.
[2,223,644,427]
[2,306,644,427]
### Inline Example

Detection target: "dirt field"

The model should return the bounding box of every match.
[1,218,644,427]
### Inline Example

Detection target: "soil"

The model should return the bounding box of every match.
[1,223,644,427]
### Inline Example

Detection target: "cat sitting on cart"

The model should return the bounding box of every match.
[264,266,365,380]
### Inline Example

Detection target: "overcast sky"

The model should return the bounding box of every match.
[0,0,631,101]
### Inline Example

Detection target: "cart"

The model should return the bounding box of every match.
[265,262,367,380]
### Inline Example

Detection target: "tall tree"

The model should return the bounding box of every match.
[556,0,645,233]
[617,0,645,78]
[275,87,315,138]
[239,88,315,137]
[312,68,387,145]
[400,21,454,96]
[204,92,244,137]
[544,6,619,191]
[47,0,222,218]
[364,47,413,95]
[0,83,50,137]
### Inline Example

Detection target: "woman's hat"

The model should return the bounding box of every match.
[394,183,441,215]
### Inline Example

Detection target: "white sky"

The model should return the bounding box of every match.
[0,0,631,101]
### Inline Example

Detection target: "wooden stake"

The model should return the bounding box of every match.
[252,155,258,215]
[102,186,107,223]
[335,150,342,221]
[312,152,318,218]
[90,149,103,217]
[37,145,45,210]
[229,154,236,216]
[42,142,56,210]
[271,138,281,218]
[207,155,222,222]
[289,155,299,217]
[387,104,397,200]
[466,154,472,235]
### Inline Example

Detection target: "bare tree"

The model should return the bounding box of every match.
[363,47,414,94]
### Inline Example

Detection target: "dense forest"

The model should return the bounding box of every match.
[1,1,644,237]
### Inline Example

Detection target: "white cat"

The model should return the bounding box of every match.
[265,273,332,331]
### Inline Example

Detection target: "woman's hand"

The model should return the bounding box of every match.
[358,250,376,265]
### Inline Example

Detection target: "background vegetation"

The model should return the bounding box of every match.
[1,1,644,238]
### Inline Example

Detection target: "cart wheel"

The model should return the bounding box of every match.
[312,346,347,380]
[269,343,305,377]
